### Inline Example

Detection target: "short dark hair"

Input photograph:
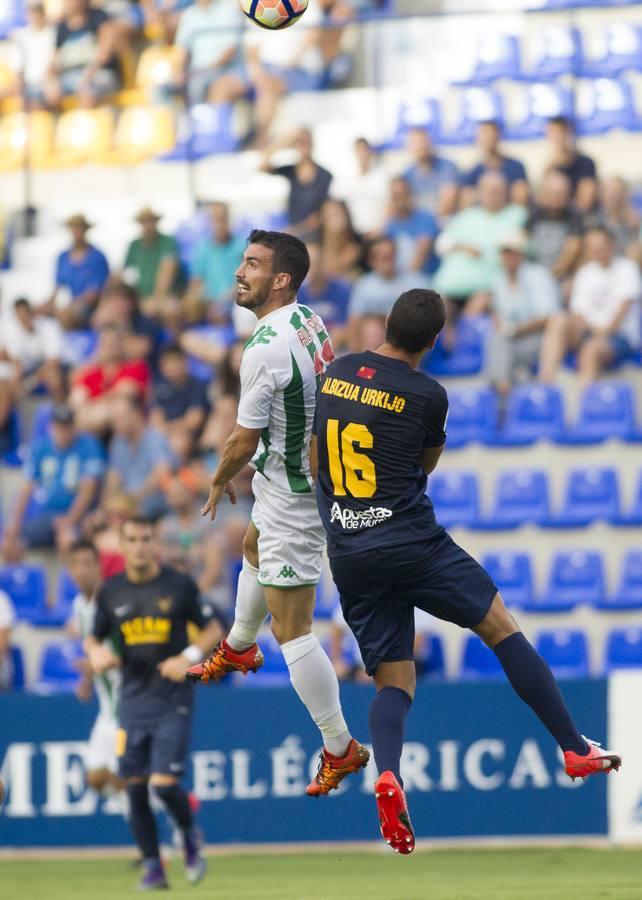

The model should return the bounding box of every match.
[14,297,31,310]
[118,393,146,415]
[159,343,184,359]
[385,289,446,354]
[480,119,501,133]
[548,115,573,131]
[247,229,310,294]
[68,539,99,558]
[587,224,615,243]
[120,515,155,532]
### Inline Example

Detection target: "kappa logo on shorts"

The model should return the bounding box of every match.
[277,566,298,579]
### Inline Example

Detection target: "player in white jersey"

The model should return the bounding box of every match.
[67,540,123,794]
[187,230,369,796]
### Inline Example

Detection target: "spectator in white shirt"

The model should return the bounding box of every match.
[0,589,15,691]
[2,298,66,400]
[540,227,641,383]
[7,0,55,109]
[331,137,388,237]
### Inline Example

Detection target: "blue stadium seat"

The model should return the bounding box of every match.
[614,470,642,526]
[417,635,446,681]
[1,408,22,467]
[441,88,504,146]
[385,98,442,150]
[489,385,564,447]
[559,382,636,444]
[9,646,25,691]
[161,104,239,161]
[64,330,97,366]
[535,630,589,679]
[580,23,642,77]
[443,387,498,448]
[56,568,79,610]
[530,551,605,612]
[598,551,642,611]
[551,467,621,528]
[482,552,533,608]
[480,469,550,529]
[452,34,522,86]
[0,0,25,38]
[460,635,504,680]
[505,83,574,141]
[35,640,84,694]
[605,628,642,672]
[429,471,480,528]
[522,25,582,80]
[425,316,490,377]
[576,78,639,136]
[0,564,47,624]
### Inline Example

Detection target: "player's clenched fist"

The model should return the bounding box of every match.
[86,643,121,674]
[158,655,191,682]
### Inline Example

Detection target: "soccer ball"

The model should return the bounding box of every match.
[240,0,309,30]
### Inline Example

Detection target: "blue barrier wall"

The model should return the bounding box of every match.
[0,679,607,846]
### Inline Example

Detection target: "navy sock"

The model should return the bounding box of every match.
[494,633,588,755]
[127,782,160,861]
[368,686,413,786]
[153,783,193,836]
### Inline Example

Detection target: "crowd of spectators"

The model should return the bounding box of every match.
[1,97,642,688]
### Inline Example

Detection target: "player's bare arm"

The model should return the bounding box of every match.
[420,444,445,475]
[158,619,225,683]
[201,423,262,521]
[84,635,121,674]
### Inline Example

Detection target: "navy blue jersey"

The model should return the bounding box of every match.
[313,350,448,557]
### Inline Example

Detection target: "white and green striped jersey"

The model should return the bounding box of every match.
[237,301,335,495]
[72,593,121,720]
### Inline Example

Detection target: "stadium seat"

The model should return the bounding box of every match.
[425,316,490,376]
[442,387,498,448]
[535,630,589,679]
[575,78,639,136]
[0,563,47,623]
[97,106,176,165]
[9,645,25,690]
[63,329,98,366]
[118,45,184,107]
[479,469,550,529]
[0,0,25,39]
[0,52,18,114]
[598,551,642,611]
[452,34,522,86]
[1,407,21,466]
[531,551,605,613]
[482,552,533,608]
[429,471,480,528]
[45,109,114,168]
[0,111,55,172]
[460,635,504,680]
[416,635,446,680]
[440,88,504,146]
[615,471,642,526]
[580,23,642,77]
[488,385,564,447]
[505,83,574,141]
[550,467,621,528]
[522,25,583,80]
[560,382,636,444]
[604,627,642,671]
[385,97,442,150]
[35,639,84,694]
[162,104,239,161]
[56,568,78,610]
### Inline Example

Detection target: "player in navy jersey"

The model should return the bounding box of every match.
[85,516,222,890]
[311,289,622,855]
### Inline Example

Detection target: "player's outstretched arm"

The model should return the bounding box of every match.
[202,423,262,521]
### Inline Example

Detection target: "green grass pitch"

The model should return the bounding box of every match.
[2,848,642,900]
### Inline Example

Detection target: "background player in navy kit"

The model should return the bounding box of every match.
[311,289,622,855]
[85,516,222,890]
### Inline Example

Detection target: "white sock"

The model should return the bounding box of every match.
[226,558,269,651]
[280,633,351,757]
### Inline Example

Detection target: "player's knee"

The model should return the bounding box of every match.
[474,592,519,649]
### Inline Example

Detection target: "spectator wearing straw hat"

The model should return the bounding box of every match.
[44,213,110,330]
[122,208,182,319]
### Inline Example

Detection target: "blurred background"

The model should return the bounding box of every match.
[0,0,641,852]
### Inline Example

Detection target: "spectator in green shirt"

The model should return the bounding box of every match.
[122,208,182,321]
[183,202,245,324]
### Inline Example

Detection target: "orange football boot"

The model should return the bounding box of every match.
[186,641,264,683]
[306,739,370,797]
[374,771,415,855]
[564,736,622,782]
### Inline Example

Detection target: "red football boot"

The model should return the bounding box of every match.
[186,641,264,683]
[375,771,415,855]
[564,736,622,782]
[306,739,370,797]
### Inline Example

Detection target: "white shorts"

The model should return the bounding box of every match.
[251,472,326,589]
[86,712,118,773]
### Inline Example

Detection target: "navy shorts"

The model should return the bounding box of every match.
[330,530,497,676]
[117,704,193,779]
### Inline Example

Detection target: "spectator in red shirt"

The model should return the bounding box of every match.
[69,322,150,434]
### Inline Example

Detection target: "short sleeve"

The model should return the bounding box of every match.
[578,155,597,180]
[614,259,642,303]
[80,437,106,480]
[0,590,14,629]
[161,235,179,259]
[418,211,439,238]
[92,586,112,640]
[237,352,277,429]
[187,378,209,410]
[273,165,295,182]
[422,383,448,448]
[174,11,191,48]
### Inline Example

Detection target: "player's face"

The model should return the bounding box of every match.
[120,523,157,571]
[235,244,277,310]
[68,549,101,596]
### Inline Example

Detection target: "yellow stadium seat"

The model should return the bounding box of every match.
[95,105,175,165]
[117,45,183,108]
[0,46,19,114]
[44,108,114,167]
[0,111,55,171]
